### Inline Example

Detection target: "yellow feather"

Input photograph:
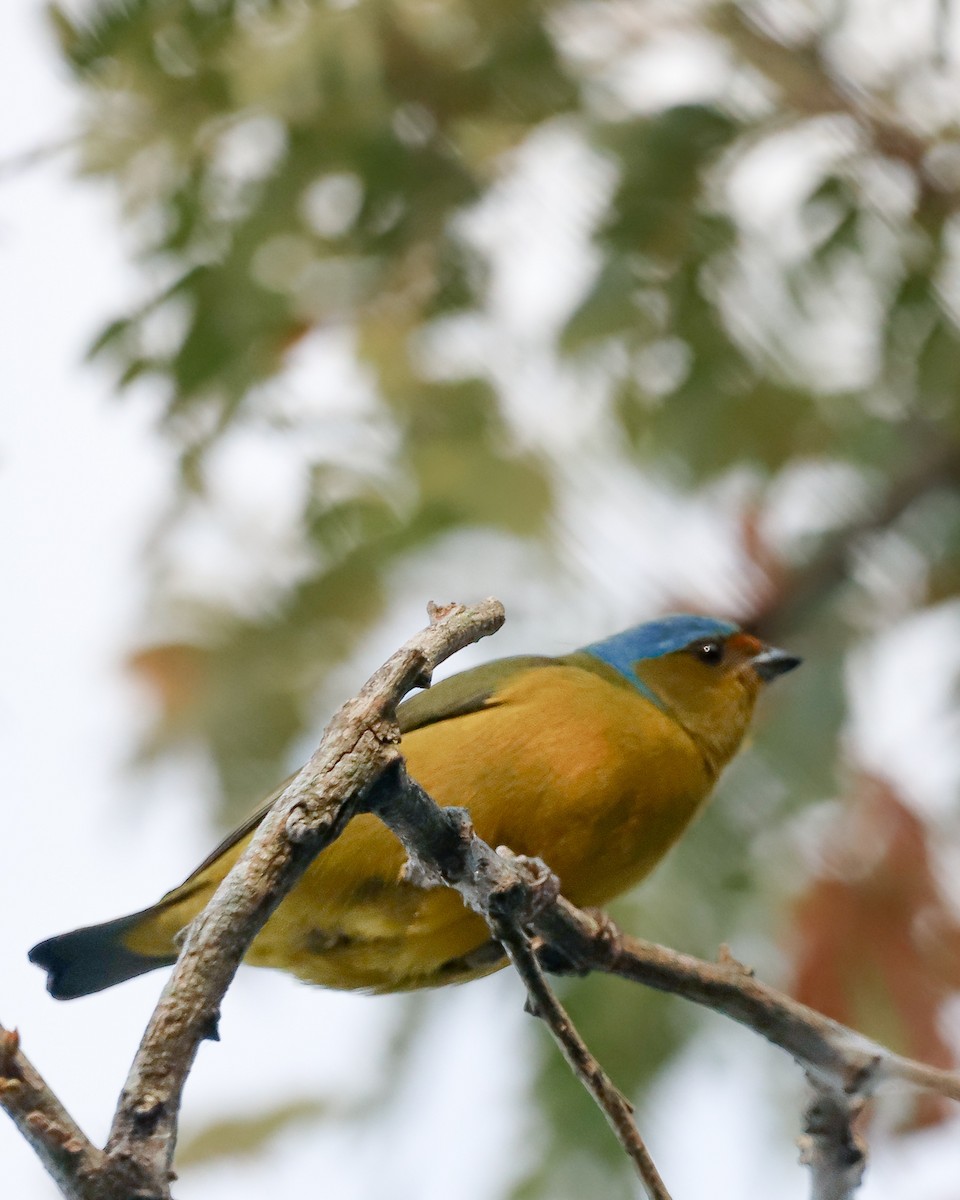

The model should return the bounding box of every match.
[32,619,797,999]
[126,663,741,991]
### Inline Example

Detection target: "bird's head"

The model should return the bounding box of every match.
[583,615,800,772]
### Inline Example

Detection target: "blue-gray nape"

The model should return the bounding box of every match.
[583,615,739,701]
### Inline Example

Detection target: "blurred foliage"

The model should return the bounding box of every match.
[176,1095,336,1167]
[789,775,960,1131]
[47,0,960,1194]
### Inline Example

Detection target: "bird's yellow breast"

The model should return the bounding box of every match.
[33,615,792,1002]
[257,665,715,989]
[129,664,721,992]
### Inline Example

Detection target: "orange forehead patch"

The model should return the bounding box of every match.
[727,632,764,657]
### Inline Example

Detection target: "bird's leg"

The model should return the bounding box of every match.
[532,936,588,977]
[533,907,620,977]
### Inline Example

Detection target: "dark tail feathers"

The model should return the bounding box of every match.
[29,910,176,1000]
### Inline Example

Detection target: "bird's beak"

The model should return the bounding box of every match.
[751,646,802,682]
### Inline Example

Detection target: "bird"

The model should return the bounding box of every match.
[30,615,800,1000]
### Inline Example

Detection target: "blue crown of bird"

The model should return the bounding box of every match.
[30,614,800,998]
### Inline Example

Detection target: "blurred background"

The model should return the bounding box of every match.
[4,0,960,1196]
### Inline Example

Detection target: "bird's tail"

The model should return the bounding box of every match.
[29,909,177,1000]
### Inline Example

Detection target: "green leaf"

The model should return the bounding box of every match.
[177,1097,333,1169]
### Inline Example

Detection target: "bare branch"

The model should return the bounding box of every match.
[0,1025,108,1200]
[365,769,673,1196]
[882,1056,960,1103]
[535,908,881,1093]
[366,773,960,1200]
[496,919,672,1200]
[4,600,505,1200]
[104,598,505,1191]
[799,1089,866,1200]
[8,597,960,1200]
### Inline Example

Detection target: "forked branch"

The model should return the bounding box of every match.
[5,601,960,1200]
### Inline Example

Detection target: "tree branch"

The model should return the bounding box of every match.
[495,917,673,1200]
[0,1026,109,1200]
[7,598,960,1200]
[4,599,505,1200]
[364,770,960,1199]
[799,1090,866,1200]
[104,598,505,1193]
[364,766,673,1197]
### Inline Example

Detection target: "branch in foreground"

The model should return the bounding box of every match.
[366,768,672,1199]
[364,769,960,1200]
[0,1027,107,1199]
[537,903,960,1106]
[7,598,960,1200]
[799,1091,866,1200]
[2,599,505,1200]
[494,914,672,1200]
[105,598,506,1192]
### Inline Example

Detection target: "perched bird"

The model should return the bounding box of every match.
[30,615,799,999]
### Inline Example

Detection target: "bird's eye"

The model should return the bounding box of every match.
[694,640,724,665]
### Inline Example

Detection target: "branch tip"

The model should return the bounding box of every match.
[716,943,754,976]
[0,1027,22,1076]
[200,1012,221,1043]
[427,600,463,622]
[399,853,444,890]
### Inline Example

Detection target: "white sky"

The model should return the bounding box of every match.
[3,3,960,1199]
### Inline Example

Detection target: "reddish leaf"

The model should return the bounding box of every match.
[128,643,210,720]
[786,775,960,1130]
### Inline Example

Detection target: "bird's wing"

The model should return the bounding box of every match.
[397,654,553,732]
[175,775,295,894]
[173,654,557,893]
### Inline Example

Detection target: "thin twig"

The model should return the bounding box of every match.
[798,1089,866,1200]
[367,772,890,1101]
[366,777,960,1200]
[535,905,882,1093]
[0,1025,108,1200]
[882,1056,960,1103]
[366,771,668,1194]
[364,767,960,1199]
[496,920,672,1200]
